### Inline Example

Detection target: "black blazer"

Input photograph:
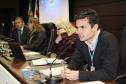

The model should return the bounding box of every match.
[23,31,47,52]
[11,26,29,45]
[68,30,119,81]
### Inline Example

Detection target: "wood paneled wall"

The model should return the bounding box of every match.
[69,0,126,41]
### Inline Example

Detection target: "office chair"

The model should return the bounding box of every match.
[114,74,126,84]
[114,27,126,84]
[41,23,57,56]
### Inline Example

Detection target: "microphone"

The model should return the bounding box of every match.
[45,32,75,84]
[11,21,15,31]
[1,22,4,27]
[45,54,63,84]
[11,21,15,26]
[0,22,4,34]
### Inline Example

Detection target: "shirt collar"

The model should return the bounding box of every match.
[85,30,100,51]
[21,26,24,31]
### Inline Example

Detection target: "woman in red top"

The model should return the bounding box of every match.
[53,20,78,60]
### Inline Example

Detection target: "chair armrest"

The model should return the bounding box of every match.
[114,74,126,84]
[64,57,71,64]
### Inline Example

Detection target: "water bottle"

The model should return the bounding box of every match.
[22,63,35,80]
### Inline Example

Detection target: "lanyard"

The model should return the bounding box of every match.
[88,48,95,66]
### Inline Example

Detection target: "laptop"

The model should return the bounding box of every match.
[8,42,43,61]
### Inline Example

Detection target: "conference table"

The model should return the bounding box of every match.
[0,55,117,84]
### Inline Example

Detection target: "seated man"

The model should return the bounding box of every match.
[11,17,29,45]
[61,9,119,81]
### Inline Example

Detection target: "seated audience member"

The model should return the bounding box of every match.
[61,9,119,81]
[22,18,46,52]
[11,17,29,45]
[53,20,78,59]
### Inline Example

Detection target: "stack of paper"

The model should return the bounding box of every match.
[32,58,63,65]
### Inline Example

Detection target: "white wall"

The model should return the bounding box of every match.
[39,0,69,23]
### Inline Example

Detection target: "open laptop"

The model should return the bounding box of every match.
[8,42,43,61]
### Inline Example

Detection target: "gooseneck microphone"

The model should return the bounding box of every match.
[45,56,63,84]
[45,45,71,84]
[49,58,57,78]
[0,22,4,34]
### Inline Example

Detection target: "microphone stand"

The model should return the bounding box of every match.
[45,35,73,84]
[45,57,63,84]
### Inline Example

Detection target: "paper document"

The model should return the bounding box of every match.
[80,81,105,84]
[32,58,63,65]
[24,51,40,55]
[39,66,63,76]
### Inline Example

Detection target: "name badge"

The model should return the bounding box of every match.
[91,66,95,71]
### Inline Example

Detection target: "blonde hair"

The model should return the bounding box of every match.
[29,17,45,32]
[56,20,76,36]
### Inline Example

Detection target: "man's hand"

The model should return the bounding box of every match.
[61,67,79,80]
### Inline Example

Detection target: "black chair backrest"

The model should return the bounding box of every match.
[114,74,126,84]
[114,27,126,84]
[41,23,57,55]
[118,27,126,75]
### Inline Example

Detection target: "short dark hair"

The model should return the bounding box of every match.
[74,9,99,27]
[15,17,24,22]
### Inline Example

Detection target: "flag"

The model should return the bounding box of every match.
[34,0,39,19]
[28,0,33,19]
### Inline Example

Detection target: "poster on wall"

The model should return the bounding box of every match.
[39,0,69,23]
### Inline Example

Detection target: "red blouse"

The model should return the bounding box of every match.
[53,33,78,59]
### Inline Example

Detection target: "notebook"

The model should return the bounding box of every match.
[8,42,43,61]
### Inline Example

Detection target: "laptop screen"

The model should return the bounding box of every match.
[8,42,43,61]
[8,42,26,60]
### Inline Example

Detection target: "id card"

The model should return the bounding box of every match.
[91,66,95,71]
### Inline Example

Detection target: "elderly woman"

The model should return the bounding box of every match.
[53,20,78,60]
[23,18,47,52]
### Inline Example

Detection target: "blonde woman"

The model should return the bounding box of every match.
[53,20,78,60]
[23,18,47,52]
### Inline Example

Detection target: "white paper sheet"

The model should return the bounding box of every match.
[80,81,105,84]
[32,58,63,65]
[24,51,40,55]
[39,66,63,76]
